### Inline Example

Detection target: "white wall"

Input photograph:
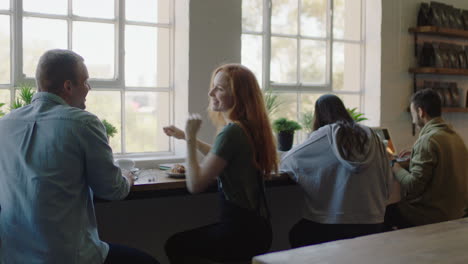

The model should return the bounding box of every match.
[381,0,468,151]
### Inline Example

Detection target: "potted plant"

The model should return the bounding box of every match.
[0,103,5,117]
[263,87,282,118]
[299,110,314,137]
[347,107,368,122]
[273,117,302,151]
[11,84,35,110]
[102,119,117,139]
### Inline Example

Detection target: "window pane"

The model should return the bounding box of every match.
[73,0,114,19]
[301,40,326,84]
[0,15,10,84]
[337,93,361,110]
[0,0,9,10]
[126,0,170,24]
[272,0,297,35]
[270,93,297,122]
[126,26,170,87]
[299,93,324,139]
[301,0,327,37]
[23,0,67,15]
[0,89,10,116]
[333,42,361,91]
[271,37,297,84]
[333,0,361,40]
[125,92,169,153]
[23,17,67,77]
[300,93,324,113]
[85,91,122,153]
[242,0,262,32]
[242,34,263,87]
[73,22,114,79]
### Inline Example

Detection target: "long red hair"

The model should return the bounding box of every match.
[208,64,278,178]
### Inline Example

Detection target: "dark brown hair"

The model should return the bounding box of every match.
[411,88,442,118]
[313,94,368,160]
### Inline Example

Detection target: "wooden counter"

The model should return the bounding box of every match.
[124,169,294,199]
[253,218,468,264]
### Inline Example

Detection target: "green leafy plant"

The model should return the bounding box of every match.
[0,103,5,117]
[102,119,118,138]
[11,84,35,110]
[263,87,282,118]
[347,107,368,122]
[299,111,314,134]
[272,117,302,134]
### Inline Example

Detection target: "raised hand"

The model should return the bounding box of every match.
[163,125,186,140]
[185,113,202,140]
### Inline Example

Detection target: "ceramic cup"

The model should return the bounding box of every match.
[115,159,135,170]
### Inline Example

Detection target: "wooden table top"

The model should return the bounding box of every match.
[130,169,295,194]
[253,218,468,264]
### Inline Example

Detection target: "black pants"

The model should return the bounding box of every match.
[383,203,414,231]
[165,198,272,264]
[104,243,159,264]
[289,219,383,248]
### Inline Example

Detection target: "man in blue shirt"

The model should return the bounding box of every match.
[0,49,158,264]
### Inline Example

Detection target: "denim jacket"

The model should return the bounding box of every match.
[0,92,130,264]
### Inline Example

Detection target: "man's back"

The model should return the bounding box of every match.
[0,92,129,264]
[397,118,468,226]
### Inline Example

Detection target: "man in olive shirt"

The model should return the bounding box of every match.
[385,88,468,229]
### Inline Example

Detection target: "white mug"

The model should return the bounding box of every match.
[115,159,135,170]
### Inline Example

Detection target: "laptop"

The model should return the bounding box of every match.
[372,127,397,155]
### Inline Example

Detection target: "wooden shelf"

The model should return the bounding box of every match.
[407,107,468,113]
[409,67,468,75]
[442,107,468,112]
[409,26,468,39]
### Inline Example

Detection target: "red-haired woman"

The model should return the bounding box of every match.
[163,64,278,263]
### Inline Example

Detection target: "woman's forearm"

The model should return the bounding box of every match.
[196,139,211,156]
[186,138,203,193]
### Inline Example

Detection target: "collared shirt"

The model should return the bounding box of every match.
[395,117,468,226]
[0,92,130,264]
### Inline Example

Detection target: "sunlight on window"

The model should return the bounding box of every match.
[271,37,297,84]
[0,15,10,84]
[73,22,115,79]
[125,92,169,153]
[73,0,114,19]
[241,34,263,87]
[301,39,326,84]
[23,17,67,77]
[126,0,170,24]
[85,91,122,153]
[333,42,361,91]
[333,0,361,40]
[270,93,297,121]
[23,0,67,15]
[242,0,263,32]
[0,0,9,10]
[125,26,170,87]
[0,89,10,113]
[272,0,298,35]
[301,0,327,38]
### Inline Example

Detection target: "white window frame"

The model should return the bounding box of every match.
[242,0,366,125]
[0,0,174,158]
